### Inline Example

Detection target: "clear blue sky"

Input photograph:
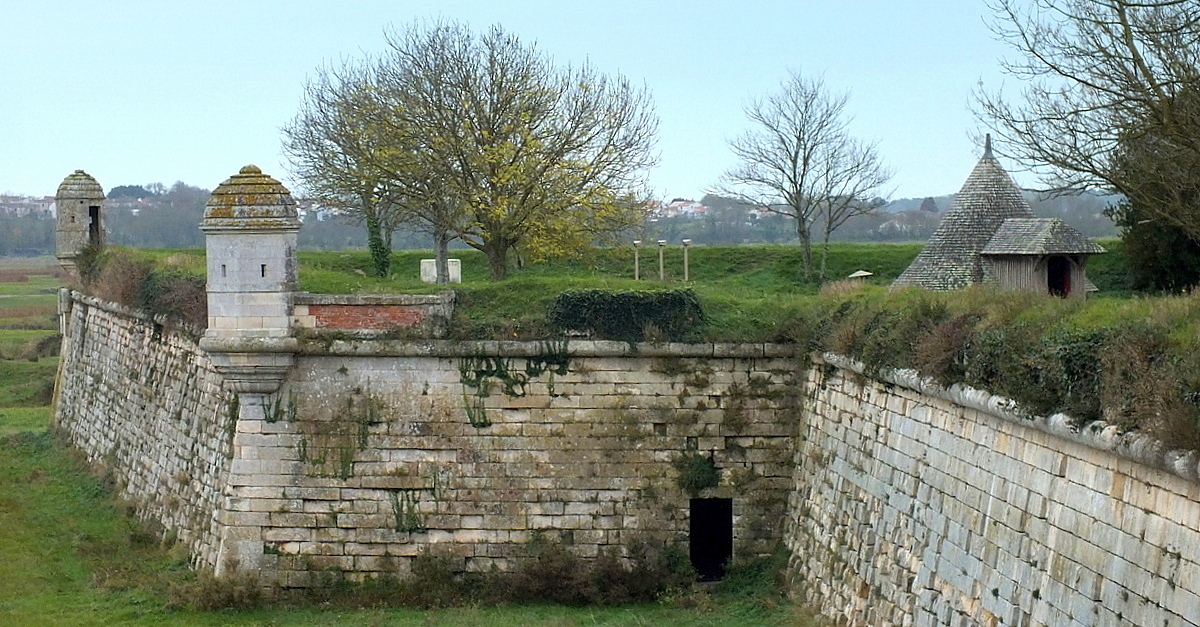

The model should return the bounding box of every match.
[2,0,1016,201]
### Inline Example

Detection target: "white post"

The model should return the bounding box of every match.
[682,239,692,282]
[633,240,642,280]
[657,240,667,281]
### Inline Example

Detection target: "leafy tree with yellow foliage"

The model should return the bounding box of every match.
[286,20,658,281]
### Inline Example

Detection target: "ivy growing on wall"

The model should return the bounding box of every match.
[458,340,572,429]
[548,289,706,343]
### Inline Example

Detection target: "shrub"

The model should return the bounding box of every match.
[138,269,207,330]
[505,534,693,606]
[92,249,153,306]
[911,313,979,384]
[548,289,706,342]
[673,451,720,497]
[167,571,263,610]
[74,247,207,332]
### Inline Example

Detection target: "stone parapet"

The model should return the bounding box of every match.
[54,291,233,571]
[297,336,796,359]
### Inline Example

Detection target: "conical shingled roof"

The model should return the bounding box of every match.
[892,141,1035,290]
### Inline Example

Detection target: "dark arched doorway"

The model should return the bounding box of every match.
[690,498,733,581]
[1047,256,1071,297]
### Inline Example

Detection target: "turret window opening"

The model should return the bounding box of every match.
[261,264,267,278]
[221,265,227,278]
[87,206,101,245]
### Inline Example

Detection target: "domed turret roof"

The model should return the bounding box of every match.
[56,170,104,200]
[202,165,300,230]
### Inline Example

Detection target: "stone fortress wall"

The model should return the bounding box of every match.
[55,293,233,570]
[786,354,1200,627]
[50,166,1200,625]
[54,290,799,583]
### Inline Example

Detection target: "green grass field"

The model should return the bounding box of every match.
[0,257,820,627]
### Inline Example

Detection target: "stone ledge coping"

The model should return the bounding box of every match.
[298,337,796,359]
[820,352,1200,485]
[293,291,455,306]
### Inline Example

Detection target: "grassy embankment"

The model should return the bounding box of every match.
[0,256,818,626]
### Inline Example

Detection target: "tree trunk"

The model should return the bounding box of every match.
[483,237,510,281]
[433,228,451,284]
[365,212,390,277]
[818,229,833,281]
[796,220,814,281]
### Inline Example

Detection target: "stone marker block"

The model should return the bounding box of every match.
[420,259,461,283]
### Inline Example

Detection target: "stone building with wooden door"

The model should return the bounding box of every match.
[893,137,1104,298]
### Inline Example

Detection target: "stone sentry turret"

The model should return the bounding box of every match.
[55,169,106,276]
[198,165,300,393]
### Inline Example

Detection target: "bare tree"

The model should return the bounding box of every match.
[975,0,1200,242]
[714,70,891,280]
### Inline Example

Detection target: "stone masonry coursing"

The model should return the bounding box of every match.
[222,339,799,586]
[54,290,1200,624]
[53,290,799,584]
[53,291,234,570]
[787,354,1200,627]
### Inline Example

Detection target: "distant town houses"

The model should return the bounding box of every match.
[295,198,339,222]
[0,194,55,217]
[649,198,771,220]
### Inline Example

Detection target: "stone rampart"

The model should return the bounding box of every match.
[53,290,234,569]
[54,291,798,583]
[222,338,799,585]
[53,291,1200,625]
[787,354,1200,626]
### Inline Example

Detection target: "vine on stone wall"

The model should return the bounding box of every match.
[389,489,426,533]
[297,382,385,478]
[458,341,572,429]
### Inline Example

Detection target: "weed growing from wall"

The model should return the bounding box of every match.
[223,393,239,456]
[297,383,386,479]
[462,391,492,428]
[389,489,426,533]
[263,390,297,424]
[673,451,720,497]
[458,341,572,429]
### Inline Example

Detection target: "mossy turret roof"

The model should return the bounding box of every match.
[202,165,300,231]
[56,170,104,201]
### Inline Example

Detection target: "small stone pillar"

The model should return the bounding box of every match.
[199,165,302,578]
[55,170,106,277]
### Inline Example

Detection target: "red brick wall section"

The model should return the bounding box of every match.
[309,304,426,330]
